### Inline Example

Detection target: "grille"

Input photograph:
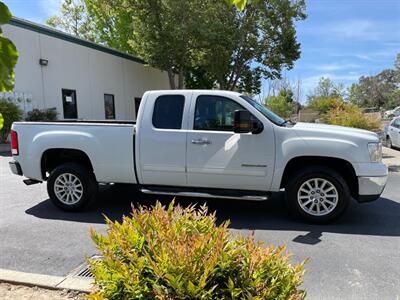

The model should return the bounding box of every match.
[69,255,102,279]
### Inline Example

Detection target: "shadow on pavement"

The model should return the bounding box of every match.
[0,151,11,157]
[25,184,400,244]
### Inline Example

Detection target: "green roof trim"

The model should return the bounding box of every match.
[8,17,145,65]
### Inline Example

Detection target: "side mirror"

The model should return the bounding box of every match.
[234,110,252,133]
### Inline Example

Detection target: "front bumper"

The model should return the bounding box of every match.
[357,175,388,202]
[9,161,23,176]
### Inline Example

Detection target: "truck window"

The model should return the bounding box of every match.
[194,95,244,131]
[152,95,185,129]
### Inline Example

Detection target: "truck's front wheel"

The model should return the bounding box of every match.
[47,163,97,211]
[286,166,351,223]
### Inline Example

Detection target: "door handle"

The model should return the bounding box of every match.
[191,139,211,145]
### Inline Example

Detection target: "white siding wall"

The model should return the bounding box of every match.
[2,24,170,120]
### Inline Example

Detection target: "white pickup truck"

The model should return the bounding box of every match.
[9,90,388,223]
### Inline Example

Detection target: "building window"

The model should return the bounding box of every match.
[134,97,141,119]
[104,94,115,119]
[62,89,77,119]
[152,95,185,129]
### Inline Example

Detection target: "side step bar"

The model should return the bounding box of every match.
[140,188,268,201]
[23,179,42,185]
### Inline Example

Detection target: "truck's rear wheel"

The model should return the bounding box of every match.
[47,163,97,211]
[285,166,350,223]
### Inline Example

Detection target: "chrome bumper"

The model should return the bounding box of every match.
[357,175,388,202]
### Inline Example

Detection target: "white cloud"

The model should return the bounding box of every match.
[302,19,400,42]
[330,49,398,62]
[312,63,361,71]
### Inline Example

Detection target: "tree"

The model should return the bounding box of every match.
[190,0,306,93]
[84,0,135,53]
[307,77,345,113]
[0,1,18,92]
[84,0,306,92]
[46,0,96,42]
[266,95,293,118]
[309,77,345,100]
[348,53,400,109]
[348,69,399,109]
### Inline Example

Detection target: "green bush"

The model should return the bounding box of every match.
[25,108,58,121]
[266,95,294,118]
[308,97,342,114]
[0,99,22,143]
[88,201,307,300]
[322,103,381,132]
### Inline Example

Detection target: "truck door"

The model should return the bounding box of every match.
[137,91,192,186]
[186,92,275,191]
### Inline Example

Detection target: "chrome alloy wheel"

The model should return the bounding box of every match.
[297,178,339,216]
[54,173,84,205]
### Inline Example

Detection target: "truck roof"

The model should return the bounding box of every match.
[144,90,242,97]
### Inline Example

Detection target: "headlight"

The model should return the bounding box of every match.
[368,142,382,162]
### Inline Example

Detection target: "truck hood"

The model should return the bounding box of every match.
[292,122,379,143]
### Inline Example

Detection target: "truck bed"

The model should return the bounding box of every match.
[11,121,137,184]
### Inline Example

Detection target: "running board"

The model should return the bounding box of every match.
[140,188,268,201]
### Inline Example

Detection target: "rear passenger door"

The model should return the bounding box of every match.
[137,91,192,186]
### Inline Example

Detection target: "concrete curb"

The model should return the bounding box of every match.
[0,268,93,293]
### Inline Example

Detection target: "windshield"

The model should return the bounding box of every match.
[240,95,286,126]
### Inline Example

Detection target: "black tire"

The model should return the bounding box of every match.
[387,136,393,149]
[47,163,98,211]
[285,166,351,223]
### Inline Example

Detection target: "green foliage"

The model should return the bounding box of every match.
[0,112,3,129]
[0,1,19,92]
[308,97,343,115]
[348,54,400,110]
[229,0,247,11]
[322,102,381,132]
[307,77,347,114]
[46,0,96,42]
[25,108,58,121]
[194,0,306,94]
[308,77,345,102]
[84,0,134,53]
[83,0,306,93]
[266,95,294,118]
[0,99,22,142]
[88,201,307,299]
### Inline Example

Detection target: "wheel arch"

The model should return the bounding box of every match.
[41,148,95,180]
[280,156,358,199]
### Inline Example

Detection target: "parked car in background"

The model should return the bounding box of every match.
[9,90,388,223]
[384,106,400,119]
[386,117,400,149]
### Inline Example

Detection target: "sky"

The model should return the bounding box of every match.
[3,0,400,102]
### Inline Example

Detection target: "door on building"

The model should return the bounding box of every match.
[134,97,142,120]
[62,89,78,119]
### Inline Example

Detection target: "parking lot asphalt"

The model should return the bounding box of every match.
[1,151,399,299]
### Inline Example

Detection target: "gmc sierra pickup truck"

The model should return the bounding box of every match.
[9,90,388,223]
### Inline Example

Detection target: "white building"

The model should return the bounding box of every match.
[1,17,171,121]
